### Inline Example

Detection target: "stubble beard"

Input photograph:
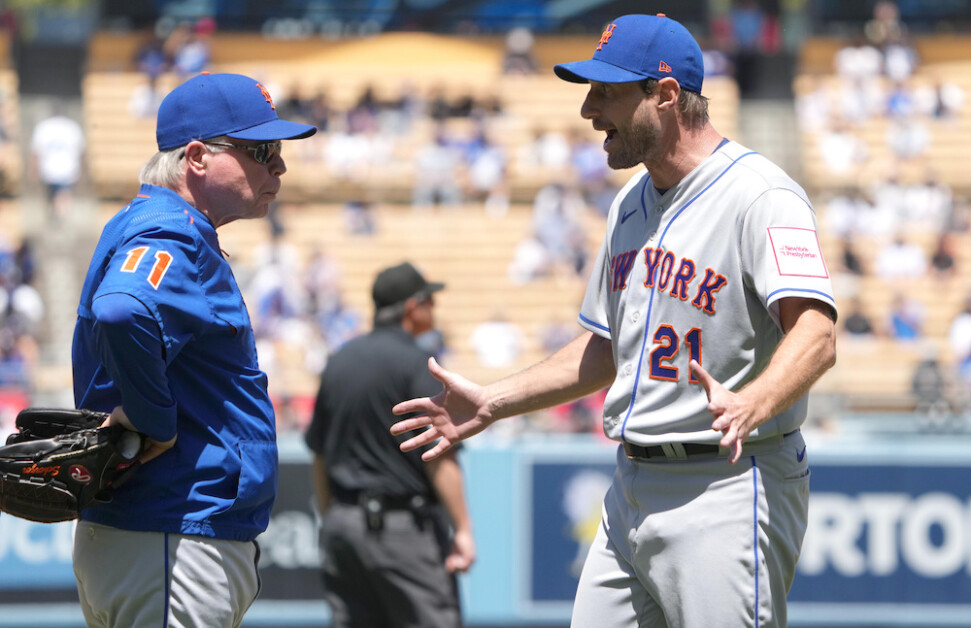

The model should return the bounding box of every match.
[606,117,659,171]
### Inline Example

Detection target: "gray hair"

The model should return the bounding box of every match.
[138,148,184,188]
[640,78,710,129]
[138,137,230,188]
[374,302,407,326]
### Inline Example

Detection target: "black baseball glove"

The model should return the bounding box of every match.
[0,408,144,523]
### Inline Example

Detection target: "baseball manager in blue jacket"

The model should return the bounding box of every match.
[71,72,315,627]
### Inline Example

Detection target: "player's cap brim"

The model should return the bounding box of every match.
[226,119,317,142]
[554,59,648,84]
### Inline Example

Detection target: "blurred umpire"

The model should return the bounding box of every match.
[305,261,476,628]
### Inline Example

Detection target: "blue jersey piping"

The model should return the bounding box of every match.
[751,457,760,628]
[579,312,610,334]
[620,150,757,439]
[766,287,834,302]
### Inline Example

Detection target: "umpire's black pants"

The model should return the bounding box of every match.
[318,501,462,628]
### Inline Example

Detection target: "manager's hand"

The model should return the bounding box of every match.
[105,406,176,464]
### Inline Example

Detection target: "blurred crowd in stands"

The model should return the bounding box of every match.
[135,17,215,80]
[231,206,606,436]
[7,1,971,438]
[263,68,615,293]
[798,1,964,169]
[798,2,971,426]
[129,17,215,119]
[29,103,85,223]
[0,237,40,392]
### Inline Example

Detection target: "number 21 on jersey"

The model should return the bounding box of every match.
[650,325,702,383]
[120,246,173,290]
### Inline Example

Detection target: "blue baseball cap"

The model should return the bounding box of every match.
[156,73,316,150]
[554,14,704,94]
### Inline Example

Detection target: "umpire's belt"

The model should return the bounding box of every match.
[623,430,798,461]
[332,485,427,511]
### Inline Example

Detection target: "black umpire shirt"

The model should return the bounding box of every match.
[305,324,450,501]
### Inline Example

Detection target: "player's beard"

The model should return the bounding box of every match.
[606,116,660,170]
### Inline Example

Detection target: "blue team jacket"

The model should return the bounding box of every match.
[72,184,278,541]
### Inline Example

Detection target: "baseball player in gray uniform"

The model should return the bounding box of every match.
[392,13,837,628]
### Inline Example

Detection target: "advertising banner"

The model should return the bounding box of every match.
[1,435,970,627]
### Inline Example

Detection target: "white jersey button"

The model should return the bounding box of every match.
[624,364,633,375]
[631,311,640,322]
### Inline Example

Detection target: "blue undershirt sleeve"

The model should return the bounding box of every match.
[91,291,178,442]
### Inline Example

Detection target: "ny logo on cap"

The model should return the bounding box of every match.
[597,23,617,50]
[255,82,275,110]
[659,61,672,73]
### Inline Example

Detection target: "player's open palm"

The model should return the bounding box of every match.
[391,357,494,461]
[689,360,761,464]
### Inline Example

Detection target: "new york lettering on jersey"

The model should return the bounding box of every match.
[609,247,728,315]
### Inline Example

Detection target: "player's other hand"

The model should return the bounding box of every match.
[104,406,177,464]
[390,357,493,461]
[688,360,758,465]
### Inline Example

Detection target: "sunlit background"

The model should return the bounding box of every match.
[0,1,969,626]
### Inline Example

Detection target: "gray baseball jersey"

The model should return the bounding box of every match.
[579,139,837,446]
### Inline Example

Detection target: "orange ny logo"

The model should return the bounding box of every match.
[255,82,275,110]
[597,23,617,50]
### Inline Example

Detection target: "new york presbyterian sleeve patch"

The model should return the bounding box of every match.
[767,227,829,278]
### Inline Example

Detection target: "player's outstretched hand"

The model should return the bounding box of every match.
[391,357,494,461]
[689,360,760,465]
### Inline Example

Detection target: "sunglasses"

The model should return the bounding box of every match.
[204,140,282,164]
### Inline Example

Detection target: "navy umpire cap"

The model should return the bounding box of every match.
[372,262,445,310]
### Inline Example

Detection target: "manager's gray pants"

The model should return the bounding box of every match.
[74,520,261,628]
